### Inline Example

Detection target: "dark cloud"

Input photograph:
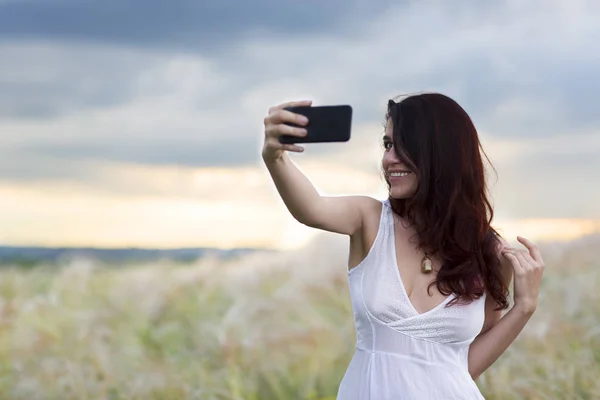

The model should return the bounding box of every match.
[0,72,133,119]
[0,0,599,182]
[0,0,395,52]
[345,37,600,139]
[0,43,166,118]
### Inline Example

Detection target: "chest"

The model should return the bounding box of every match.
[350,262,486,343]
[391,219,450,315]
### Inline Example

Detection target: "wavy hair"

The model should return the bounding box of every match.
[383,93,509,310]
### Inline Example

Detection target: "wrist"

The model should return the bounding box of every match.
[262,150,285,166]
[512,301,537,316]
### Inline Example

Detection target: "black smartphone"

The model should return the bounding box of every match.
[279,105,353,144]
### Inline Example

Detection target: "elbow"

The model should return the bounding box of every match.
[467,358,482,381]
[468,362,486,381]
[289,204,322,228]
[288,209,315,227]
[294,213,319,229]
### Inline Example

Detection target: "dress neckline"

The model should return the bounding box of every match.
[387,201,455,316]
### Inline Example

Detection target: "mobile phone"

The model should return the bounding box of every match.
[279,105,352,144]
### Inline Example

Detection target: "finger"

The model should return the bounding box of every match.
[520,251,538,266]
[514,251,532,269]
[517,236,543,263]
[500,247,525,258]
[269,109,309,126]
[266,123,307,138]
[270,100,313,114]
[501,251,525,274]
[277,143,305,153]
[503,248,530,260]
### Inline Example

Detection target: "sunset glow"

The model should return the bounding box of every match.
[0,162,597,250]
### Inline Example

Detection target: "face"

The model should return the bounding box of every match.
[382,119,419,199]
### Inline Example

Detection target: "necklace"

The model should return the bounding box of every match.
[421,253,433,274]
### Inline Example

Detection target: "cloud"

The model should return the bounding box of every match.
[488,131,600,219]
[0,0,598,223]
[0,0,396,52]
[0,42,165,118]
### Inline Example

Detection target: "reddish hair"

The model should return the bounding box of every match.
[383,93,509,310]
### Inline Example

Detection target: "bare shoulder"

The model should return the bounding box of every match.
[310,195,381,236]
[357,196,385,244]
[356,195,384,227]
[328,195,382,229]
[340,194,381,211]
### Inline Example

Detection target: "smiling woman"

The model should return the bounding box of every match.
[261,94,545,400]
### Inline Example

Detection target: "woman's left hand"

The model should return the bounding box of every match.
[501,236,545,314]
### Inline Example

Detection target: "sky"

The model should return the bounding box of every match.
[0,0,599,250]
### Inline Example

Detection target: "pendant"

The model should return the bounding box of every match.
[421,255,433,274]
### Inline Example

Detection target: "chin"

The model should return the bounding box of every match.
[389,181,418,198]
[389,189,416,199]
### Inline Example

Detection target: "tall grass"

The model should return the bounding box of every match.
[0,233,599,399]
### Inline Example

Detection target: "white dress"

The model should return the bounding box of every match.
[337,199,486,400]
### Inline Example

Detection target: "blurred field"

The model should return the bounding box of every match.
[0,232,599,400]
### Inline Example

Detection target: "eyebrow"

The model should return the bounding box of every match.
[382,135,392,140]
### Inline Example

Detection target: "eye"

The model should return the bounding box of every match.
[383,141,393,151]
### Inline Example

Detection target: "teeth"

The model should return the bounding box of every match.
[390,172,410,177]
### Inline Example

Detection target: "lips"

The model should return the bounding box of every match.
[388,172,412,181]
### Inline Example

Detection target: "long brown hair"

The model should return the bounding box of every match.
[383,93,509,310]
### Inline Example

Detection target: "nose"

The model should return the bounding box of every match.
[383,147,400,165]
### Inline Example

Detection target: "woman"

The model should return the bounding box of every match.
[261,93,544,399]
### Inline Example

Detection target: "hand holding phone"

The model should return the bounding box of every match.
[262,101,353,163]
[279,104,353,144]
[262,100,313,161]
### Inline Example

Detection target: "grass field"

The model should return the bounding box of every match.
[0,232,599,399]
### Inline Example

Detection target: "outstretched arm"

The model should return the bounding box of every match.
[468,236,545,380]
[262,100,372,236]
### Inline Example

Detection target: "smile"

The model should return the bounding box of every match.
[389,172,411,177]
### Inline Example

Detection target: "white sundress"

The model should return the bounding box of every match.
[337,199,487,400]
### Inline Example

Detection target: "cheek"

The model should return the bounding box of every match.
[410,174,419,189]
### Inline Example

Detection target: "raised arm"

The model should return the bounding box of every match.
[262,100,371,236]
[468,236,545,379]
